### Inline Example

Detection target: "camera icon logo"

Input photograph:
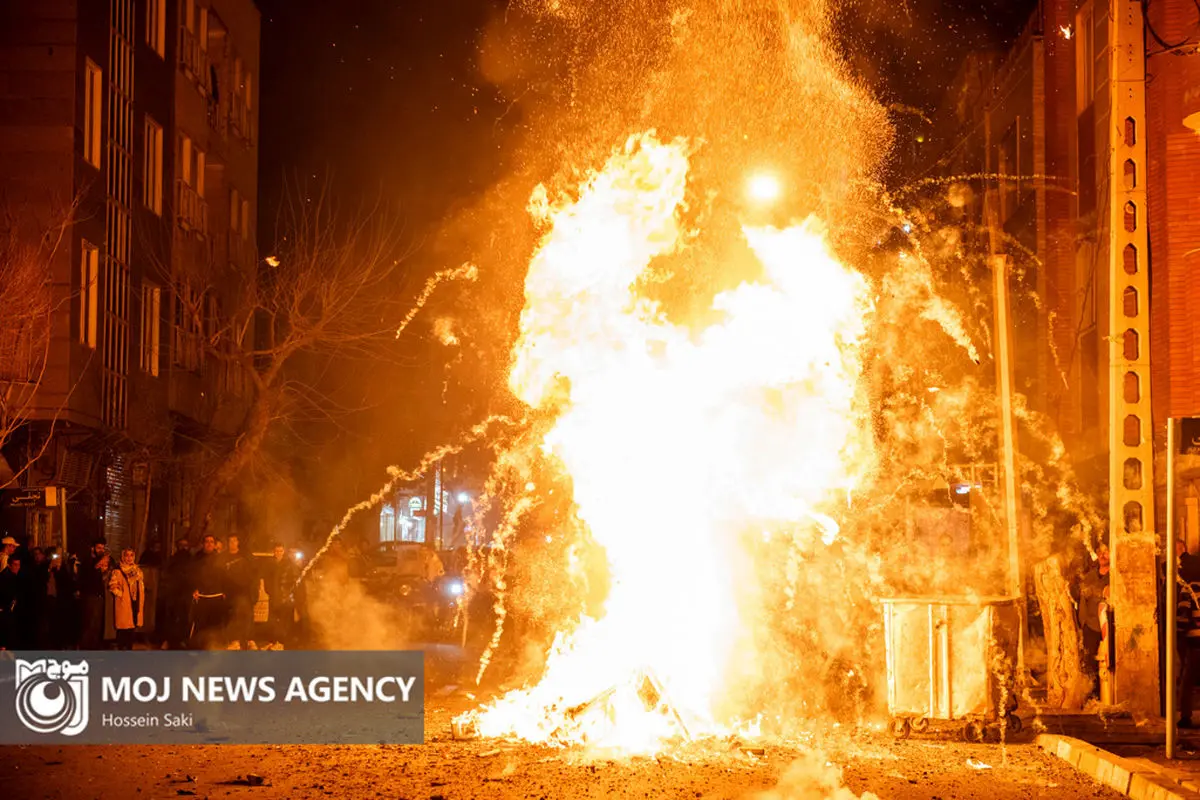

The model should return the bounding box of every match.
[14,658,90,736]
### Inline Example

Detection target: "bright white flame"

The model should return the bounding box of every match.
[457,492,470,503]
[463,133,874,752]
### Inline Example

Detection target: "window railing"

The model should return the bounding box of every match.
[229,99,253,146]
[176,179,208,237]
[179,27,209,95]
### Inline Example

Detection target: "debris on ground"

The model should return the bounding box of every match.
[478,749,501,758]
[451,718,479,740]
[966,757,992,770]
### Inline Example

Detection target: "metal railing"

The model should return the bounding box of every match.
[176,179,208,237]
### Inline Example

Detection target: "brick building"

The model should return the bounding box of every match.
[922,0,1200,713]
[0,0,261,557]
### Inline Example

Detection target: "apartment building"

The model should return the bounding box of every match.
[0,0,261,556]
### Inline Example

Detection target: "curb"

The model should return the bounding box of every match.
[1037,733,1200,800]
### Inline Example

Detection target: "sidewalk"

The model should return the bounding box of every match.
[1038,733,1200,799]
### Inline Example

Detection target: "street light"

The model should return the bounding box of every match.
[456,492,470,504]
[745,172,782,204]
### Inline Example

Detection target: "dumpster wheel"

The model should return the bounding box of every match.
[910,717,930,734]
[961,720,984,743]
[888,717,911,739]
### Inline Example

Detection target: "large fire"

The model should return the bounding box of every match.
[458,132,876,752]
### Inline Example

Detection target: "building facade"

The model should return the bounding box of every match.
[924,0,1200,713]
[0,0,261,557]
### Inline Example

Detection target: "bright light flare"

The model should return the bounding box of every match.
[745,172,782,204]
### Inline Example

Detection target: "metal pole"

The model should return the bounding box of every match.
[991,250,1026,681]
[1167,417,1178,758]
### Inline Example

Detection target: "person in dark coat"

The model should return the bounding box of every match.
[79,539,111,650]
[139,540,164,568]
[264,543,298,646]
[23,548,51,648]
[222,535,256,647]
[0,556,22,649]
[189,534,226,649]
[160,538,193,649]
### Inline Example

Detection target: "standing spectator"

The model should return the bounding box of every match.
[108,548,145,650]
[55,550,81,648]
[139,539,164,568]
[42,547,63,647]
[0,556,21,649]
[79,539,111,649]
[1078,543,1111,696]
[222,535,255,647]
[23,548,50,648]
[190,535,226,648]
[160,538,193,649]
[264,543,297,645]
[0,536,17,572]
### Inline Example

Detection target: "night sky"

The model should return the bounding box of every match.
[256,0,1038,244]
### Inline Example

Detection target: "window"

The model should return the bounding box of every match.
[380,506,396,543]
[143,116,163,214]
[83,60,102,167]
[172,285,202,370]
[180,134,204,194]
[230,188,240,232]
[181,134,192,184]
[195,148,205,198]
[80,241,99,348]
[241,198,250,241]
[141,284,161,376]
[147,0,166,57]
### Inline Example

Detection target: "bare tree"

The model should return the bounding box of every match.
[0,200,75,489]
[172,188,448,540]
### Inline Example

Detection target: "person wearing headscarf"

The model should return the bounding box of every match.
[108,548,145,650]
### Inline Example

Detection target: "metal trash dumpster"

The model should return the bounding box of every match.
[880,595,1021,741]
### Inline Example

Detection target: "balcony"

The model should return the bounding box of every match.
[179,27,209,96]
[176,180,208,237]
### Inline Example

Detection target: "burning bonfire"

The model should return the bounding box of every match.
[455,133,876,752]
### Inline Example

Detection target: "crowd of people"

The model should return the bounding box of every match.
[0,532,302,651]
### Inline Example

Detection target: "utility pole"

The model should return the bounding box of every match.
[1105,0,1157,714]
[1167,418,1178,757]
[986,197,1026,679]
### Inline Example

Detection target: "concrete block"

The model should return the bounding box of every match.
[1108,759,1135,793]
[1129,771,1156,800]
[1095,756,1114,786]
[1076,748,1101,779]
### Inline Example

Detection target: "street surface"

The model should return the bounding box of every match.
[0,662,1126,800]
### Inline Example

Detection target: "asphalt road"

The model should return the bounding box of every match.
[0,699,1126,800]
